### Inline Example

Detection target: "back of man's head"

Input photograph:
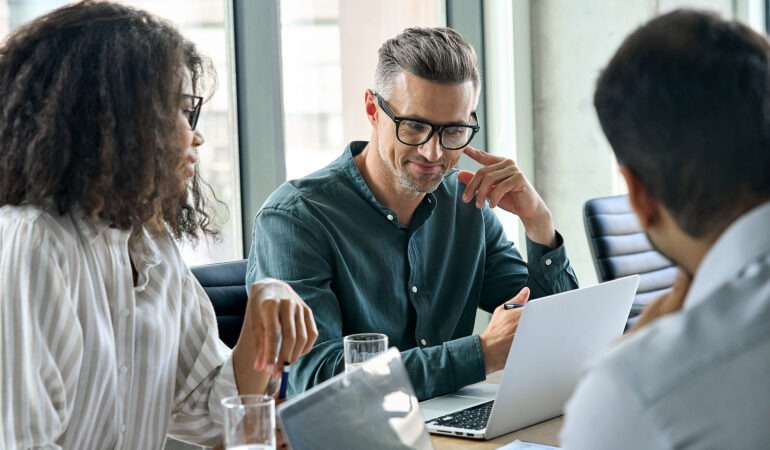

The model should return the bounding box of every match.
[373,27,480,102]
[595,9,770,240]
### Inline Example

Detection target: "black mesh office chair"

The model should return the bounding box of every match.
[190,259,249,348]
[583,194,677,325]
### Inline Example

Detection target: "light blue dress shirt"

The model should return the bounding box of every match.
[247,142,578,400]
[562,201,770,449]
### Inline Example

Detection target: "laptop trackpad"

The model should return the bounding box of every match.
[419,383,498,421]
[453,382,498,400]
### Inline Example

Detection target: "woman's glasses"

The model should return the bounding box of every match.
[181,94,203,130]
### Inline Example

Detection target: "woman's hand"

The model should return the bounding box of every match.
[232,279,318,394]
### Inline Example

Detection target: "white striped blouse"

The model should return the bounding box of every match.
[0,204,238,449]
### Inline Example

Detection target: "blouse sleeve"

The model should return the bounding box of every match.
[1,212,81,449]
[166,266,239,446]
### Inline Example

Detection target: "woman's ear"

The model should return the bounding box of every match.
[620,165,662,230]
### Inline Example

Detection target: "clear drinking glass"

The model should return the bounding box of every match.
[221,394,275,450]
[343,333,388,373]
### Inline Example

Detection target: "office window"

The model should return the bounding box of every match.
[280,0,445,180]
[0,0,242,265]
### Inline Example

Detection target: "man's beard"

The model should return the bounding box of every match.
[395,167,445,193]
[378,147,446,193]
[646,232,692,277]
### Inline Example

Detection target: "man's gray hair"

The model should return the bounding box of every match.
[373,27,481,101]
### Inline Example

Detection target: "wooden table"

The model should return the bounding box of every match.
[431,416,562,449]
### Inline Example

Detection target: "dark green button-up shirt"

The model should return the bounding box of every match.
[247,141,578,400]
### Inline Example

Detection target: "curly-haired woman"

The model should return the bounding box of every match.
[0,2,317,448]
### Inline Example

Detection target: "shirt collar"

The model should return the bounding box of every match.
[341,141,438,228]
[128,226,162,290]
[342,141,378,206]
[685,201,770,308]
[68,206,115,244]
[69,205,162,289]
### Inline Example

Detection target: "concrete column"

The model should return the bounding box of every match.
[529,0,733,284]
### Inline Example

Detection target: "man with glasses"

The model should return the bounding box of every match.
[247,27,578,400]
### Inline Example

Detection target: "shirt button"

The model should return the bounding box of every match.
[120,308,129,317]
[411,286,418,293]
[387,214,394,221]
[120,365,128,374]
[120,423,127,433]
[420,339,427,346]
[545,258,552,266]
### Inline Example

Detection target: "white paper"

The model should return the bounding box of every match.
[496,439,561,450]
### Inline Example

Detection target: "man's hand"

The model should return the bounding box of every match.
[629,269,692,332]
[479,287,530,373]
[232,279,318,394]
[458,146,557,247]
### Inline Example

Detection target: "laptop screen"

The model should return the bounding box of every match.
[277,348,434,450]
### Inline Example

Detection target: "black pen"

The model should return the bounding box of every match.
[504,303,525,310]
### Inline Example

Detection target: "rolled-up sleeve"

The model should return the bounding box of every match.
[167,272,238,446]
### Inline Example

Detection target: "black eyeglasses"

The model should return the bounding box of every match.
[375,93,480,150]
[181,94,203,130]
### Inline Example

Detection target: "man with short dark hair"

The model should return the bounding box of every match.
[562,9,770,449]
[247,27,578,400]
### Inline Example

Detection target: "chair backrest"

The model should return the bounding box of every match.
[583,195,676,319]
[190,260,248,348]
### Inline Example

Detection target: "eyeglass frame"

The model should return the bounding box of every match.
[374,92,480,150]
[181,94,203,130]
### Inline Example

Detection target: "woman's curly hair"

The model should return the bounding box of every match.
[0,0,219,242]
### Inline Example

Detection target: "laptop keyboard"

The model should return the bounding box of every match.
[428,400,494,430]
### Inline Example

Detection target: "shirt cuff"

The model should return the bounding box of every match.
[446,335,487,389]
[526,230,569,283]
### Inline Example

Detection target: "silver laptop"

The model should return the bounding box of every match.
[278,348,434,450]
[420,275,640,440]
